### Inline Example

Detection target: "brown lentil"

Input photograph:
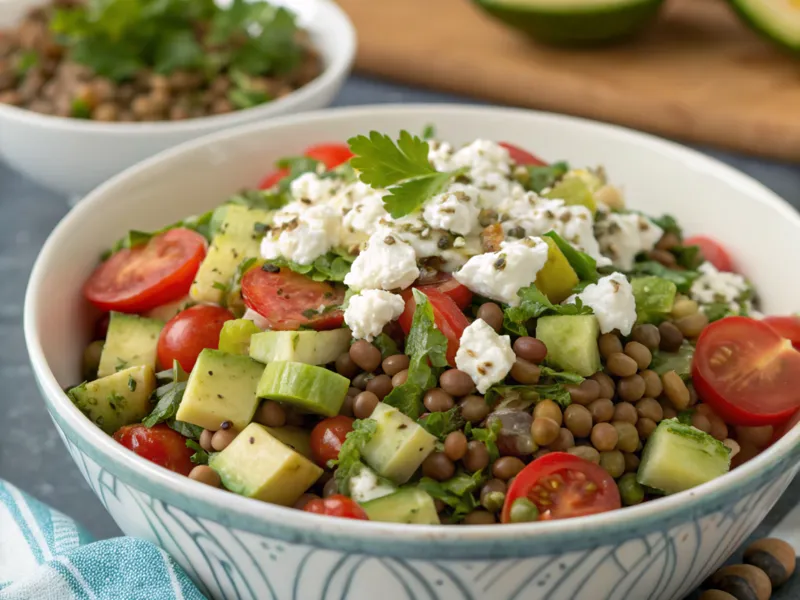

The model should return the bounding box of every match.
[424,388,455,413]
[460,395,491,423]
[549,428,575,451]
[658,322,684,352]
[623,452,640,472]
[366,374,393,400]
[349,340,382,372]
[599,450,625,478]
[443,431,468,461]
[662,370,690,409]
[641,370,663,398]
[631,324,661,351]
[567,445,600,463]
[353,391,380,419]
[564,404,593,438]
[709,416,729,441]
[606,352,639,378]
[339,394,355,417]
[463,510,496,525]
[439,369,475,397]
[588,398,615,423]
[591,423,618,452]
[613,402,639,424]
[293,493,320,510]
[199,429,214,452]
[347,387,361,397]
[691,413,712,433]
[189,465,221,487]
[648,248,677,267]
[477,302,504,333]
[463,441,490,472]
[743,538,796,588]
[675,312,709,338]
[617,375,646,402]
[688,384,699,407]
[510,359,541,385]
[590,372,616,400]
[599,333,623,358]
[699,591,737,600]
[492,456,525,480]
[434,499,446,513]
[382,354,409,377]
[253,401,286,428]
[624,341,652,370]
[531,417,561,446]
[736,426,774,449]
[566,379,601,406]
[211,428,238,451]
[513,337,547,363]
[422,452,455,481]
[533,399,563,426]
[335,352,359,377]
[352,372,371,390]
[391,370,409,387]
[322,477,339,498]
[671,296,700,319]
[707,565,771,600]
[613,421,640,452]
[636,418,657,439]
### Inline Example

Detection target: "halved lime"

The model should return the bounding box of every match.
[728,0,800,52]
[471,0,666,46]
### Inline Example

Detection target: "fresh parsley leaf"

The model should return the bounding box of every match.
[626,261,699,294]
[264,248,355,283]
[382,171,454,219]
[503,284,591,336]
[484,385,538,407]
[631,276,677,324]
[373,333,399,360]
[417,407,465,441]
[525,161,569,194]
[466,419,502,462]
[651,214,682,239]
[538,366,584,384]
[417,470,483,523]
[671,244,702,270]
[533,383,573,408]
[332,418,378,495]
[170,420,204,440]
[421,124,436,140]
[143,361,188,427]
[543,231,599,283]
[186,439,210,465]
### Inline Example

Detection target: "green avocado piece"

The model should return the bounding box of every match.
[536,314,601,376]
[727,0,800,53]
[361,488,440,525]
[534,237,580,304]
[68,365,156,434]
[190,234,260,305]
[262,425,314,461]
[219,319,261,356]
[210,204,273,240]
[256,361,349,416]
[97,312,164,378]
[544,176,597,214]
[175,349,264,431]
[249,329,352,365]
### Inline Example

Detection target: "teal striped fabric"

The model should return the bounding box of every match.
[0,480,206,600]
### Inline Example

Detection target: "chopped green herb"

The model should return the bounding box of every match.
[14,50,39,76]
[170,420,204,439]
[373,333,400,360]
[417,470,483,522]
[127,375,137,392]
[421,124,436,140]
[543,231,598,283]
[332,418,378,495]
[625,261,699,294]
[525,161,569,194]
[631,276,677,324]
[186,439,210,465]
[417,407,465,441]
[466,419,502,462]
[503,284,591,336]
[264,248,355,283]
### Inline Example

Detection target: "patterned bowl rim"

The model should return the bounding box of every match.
[25,104,800,559]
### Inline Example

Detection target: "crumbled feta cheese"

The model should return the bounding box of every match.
[595,212,663,271]
[341,186,389,245]
[454,236,549,306]
[348,465,396,503]
[344,228,420,291]
[422,183,481,236]
[455,318,516,394]
[260,203,341,265]
[289,172,341,204]
[690,261,751,312]
[242,308,269,330]
[344,290,405,342]
[573,272,637,335]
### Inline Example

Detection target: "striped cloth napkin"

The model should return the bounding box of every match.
[0,480,205,600]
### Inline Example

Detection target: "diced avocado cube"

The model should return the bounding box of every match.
[142,295,192,322]
[210,204,273,240]
[209,423,322,505]
[97,312,164,378]
[256,361,349,417]
[176,349,263,431]
[68,365,156,434]
[637,419,731,495]
[190,233,260,305]
[544,176,597,214]
[631,276,677,324]
[536,314,601,377]
[249,329,352,366]
[361,488,440,525]
[534,237,579,304]
[219,319,261,356]
[362,403,437,484]
[262,425,314,461]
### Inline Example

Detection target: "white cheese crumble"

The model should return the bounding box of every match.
[690,261,751,313]
[454,236,550,306]
[595,212,663,271]
[422,183,481,236]
[455,318,516,394]
[344,228,420,291]
[344,290,405,342]
[348,465,396,504]
[242,308,269,330]
[260,203,341,265]
[571,272,637,335]
[341,186,389,246]
[289,172,342,204]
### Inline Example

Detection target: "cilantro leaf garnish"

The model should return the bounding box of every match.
[543,231,599,283]
[417,406,465,441]
[332,418,378,495]
[143,361,187,428]
[465,420,502,462]
[524,161,569,194]
[186,439,210,465]
[417,470,483,523]
[264,248,355,283]
[502,284,592,336]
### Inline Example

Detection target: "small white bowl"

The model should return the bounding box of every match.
[0,0,355,197]
[24,104,800,600]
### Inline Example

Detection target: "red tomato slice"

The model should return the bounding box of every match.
[84,229,207,314]
[310,416,354,467]
[258,167,290,190]
[501,452,621,522]
[692,316,800,426]
[684,235,735,272]
[241,267,345,331]
[113,423,194,476]
[303,143,354,170]
[303,495,369,520]
[415,272,473,310]
[398,287,470,366]
[157,305,235,372]
[762,316,800,351]
[498,142,547,167]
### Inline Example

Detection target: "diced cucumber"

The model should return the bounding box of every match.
[190,233,260,305]
[256,361,349,416]
[97,312,164,378]
[210,204,273,240]
[362,403,437,484]
[728,0,800,53]
[637,419,731,494]
[361,488,440,525]
[536,314,601,376]
[219,319,261,356]
[209,423,322,505]
[249,329,352,365]
[176,349,264,431]
[68,365,156,434]
[534,237,579,304]
[650,342,694,380]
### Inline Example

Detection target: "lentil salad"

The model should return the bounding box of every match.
[70,130,800,525]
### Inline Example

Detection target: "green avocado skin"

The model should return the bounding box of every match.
[471,0,666,46]
[726,0,800,53]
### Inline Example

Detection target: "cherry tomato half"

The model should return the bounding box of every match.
[414,272,473,310]
[398,287,470,366]
[498,142,547,167]
[501,452,621,523]
[242,267,345,331]
[84,229,207,313]
[157,305,235,372]
[113,423,194,476]
[303,143,354,170]
[683,235,734,272]
[303,495,369,520]
[692,316,800,426]
[310,416,354,467]
[258,167,290,190]
[762,315,800,351]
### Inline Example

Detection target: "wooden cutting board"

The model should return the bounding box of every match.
[337,0,800,162]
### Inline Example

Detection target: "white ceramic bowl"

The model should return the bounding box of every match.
[25,105,800,600]
[0,0,355,197]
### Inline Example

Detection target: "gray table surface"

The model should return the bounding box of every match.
[1,76,799,598]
